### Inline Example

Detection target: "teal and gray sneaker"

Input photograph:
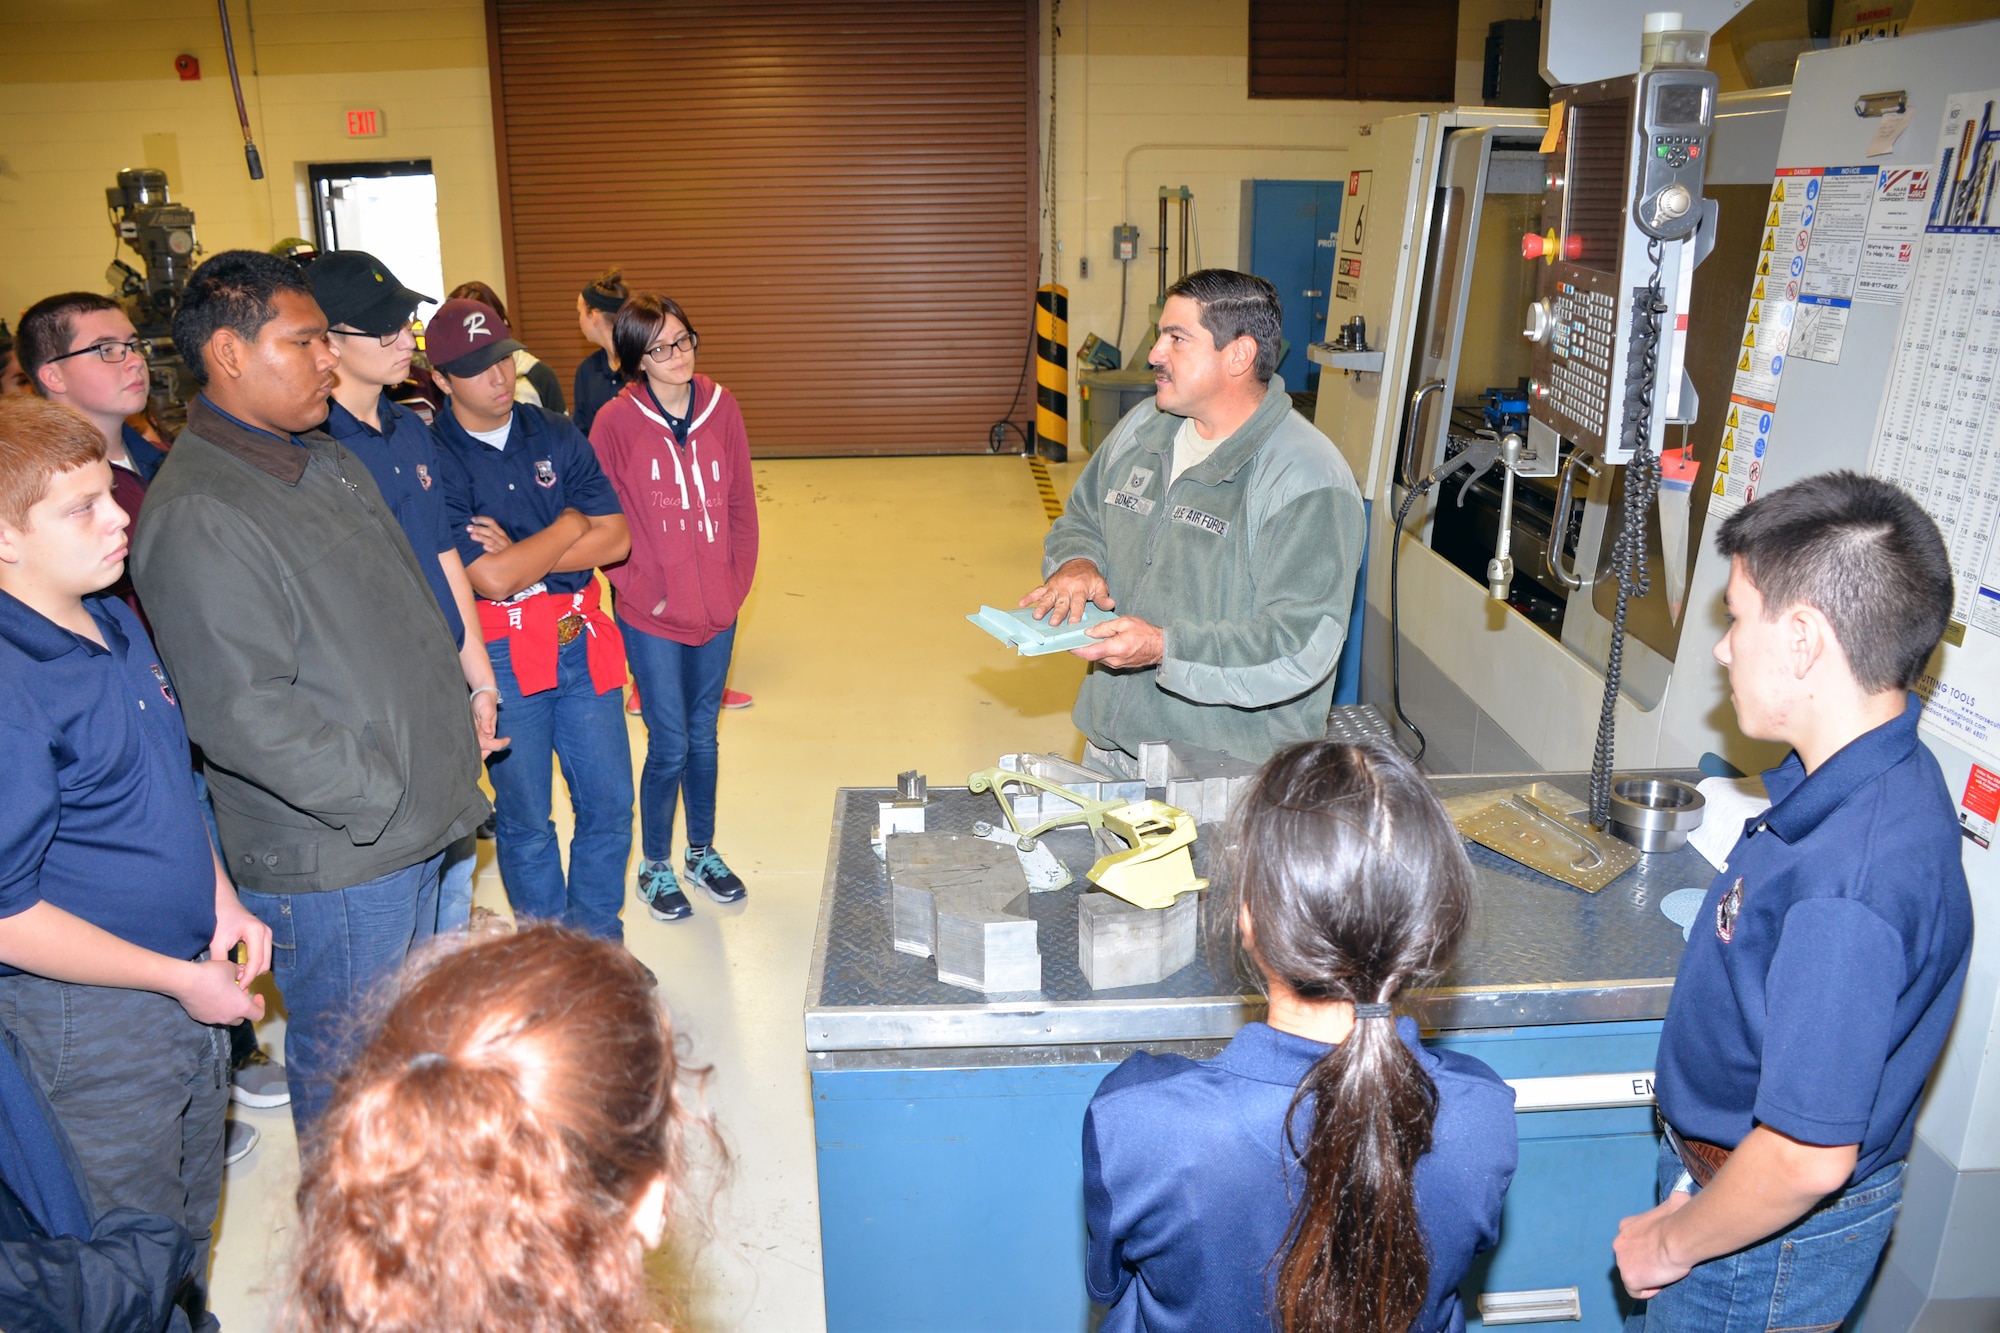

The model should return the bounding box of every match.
[684,845,747,904]
[638,859,692,922]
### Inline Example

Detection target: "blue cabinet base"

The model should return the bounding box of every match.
[814,1022,1665,1332]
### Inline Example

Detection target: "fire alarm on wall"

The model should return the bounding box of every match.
[175,54,200,80]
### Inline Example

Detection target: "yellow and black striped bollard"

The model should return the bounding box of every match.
[1035,283,1069,462]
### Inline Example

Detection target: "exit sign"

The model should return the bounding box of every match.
[345,109,384,137]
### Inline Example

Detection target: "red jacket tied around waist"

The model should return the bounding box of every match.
[588,375,759,646]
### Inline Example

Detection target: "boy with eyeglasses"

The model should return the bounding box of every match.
[309,254,509,936]
[426,298,636,943]
[18,293,165,525]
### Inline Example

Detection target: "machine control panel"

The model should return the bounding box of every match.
[1527,68,1715,462]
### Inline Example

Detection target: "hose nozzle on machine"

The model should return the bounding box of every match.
[1486,433,1523,602]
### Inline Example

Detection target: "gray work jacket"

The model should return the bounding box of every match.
[130,398,487,894]
[1043,374,1364,764]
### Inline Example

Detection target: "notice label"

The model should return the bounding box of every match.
[1793,166,1876,364]
[1709,401,1772,519]
[1732,169,1820,406]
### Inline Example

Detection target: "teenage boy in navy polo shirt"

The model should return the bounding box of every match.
[18,292,166,523]
[1615,472,1972,1330]
[427,298,636,941]
[0,395,272,1318]
[310,253,508,935]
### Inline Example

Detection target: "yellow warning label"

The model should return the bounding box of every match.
[1752,280,1766,301]
[1726,407,1740,429]
[1723,429,1736,451]
[1757,255,1771,276]
[1767,204,1783,226]
[1748,302,1763,324]
[1772,181,1787,201]
[1762,232,1777,251]
[1739,350,1753,370]
[1717,450,1731,474]
[1743,327,1758,347]
[1714,473,1727,496]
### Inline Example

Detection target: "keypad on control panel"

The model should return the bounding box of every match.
[1652,135,1701,169]
[1547,282,1614,439]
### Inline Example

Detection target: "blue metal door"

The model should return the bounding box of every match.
[1243,179,1342,390]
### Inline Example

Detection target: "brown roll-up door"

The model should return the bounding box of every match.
[485,0,1038,456]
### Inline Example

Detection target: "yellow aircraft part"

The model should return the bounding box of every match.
[1088,800,1209,910]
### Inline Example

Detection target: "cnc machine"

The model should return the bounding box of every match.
[1314,7,2000,1326]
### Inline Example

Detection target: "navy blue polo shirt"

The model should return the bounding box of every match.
[0,591,216,972]
[1085,1019,1517,1333]
[121,423,167,483]
[573,348,620,438]
[1656,700,1973,1183]
[323,395,464,647]
[431,400,623,597]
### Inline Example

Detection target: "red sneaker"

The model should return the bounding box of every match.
[625,688,643,716]
[722,688,754,709]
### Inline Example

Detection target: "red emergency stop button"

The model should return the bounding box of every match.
[1522,232,1547,259]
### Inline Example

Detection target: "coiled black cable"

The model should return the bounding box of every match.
[1588,237,1668,827]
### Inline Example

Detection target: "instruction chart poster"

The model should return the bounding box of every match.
[1869,89,2000,769]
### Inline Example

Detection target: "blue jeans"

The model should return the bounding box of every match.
[436,832,478,931]
[484,634,634,939]
[237,852,442,1140]
[1624,1139,1904,1332]
[621,618,735,860]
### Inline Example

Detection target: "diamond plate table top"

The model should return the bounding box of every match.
[806,770,1717,1051]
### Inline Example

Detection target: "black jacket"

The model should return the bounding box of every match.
[130,398,487,894]
[0,1030,209,1332]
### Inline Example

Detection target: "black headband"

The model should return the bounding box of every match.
[580,285,624,314]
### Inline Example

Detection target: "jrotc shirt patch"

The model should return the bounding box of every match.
[534,459,558,489]
[1716,877,1744,943]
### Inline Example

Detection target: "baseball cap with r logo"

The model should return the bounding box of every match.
[427,298,525,378]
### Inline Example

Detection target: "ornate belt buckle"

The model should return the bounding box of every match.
[556,612,585,646]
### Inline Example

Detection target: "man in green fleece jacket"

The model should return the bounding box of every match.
[1021,269,1364,771]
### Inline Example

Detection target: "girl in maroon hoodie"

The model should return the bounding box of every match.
[588,294,758,922]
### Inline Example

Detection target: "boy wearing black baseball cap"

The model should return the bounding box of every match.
[426,298,636,943]
[310,254,508,935]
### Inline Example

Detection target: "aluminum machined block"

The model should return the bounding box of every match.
[1136,740,1258,825]
[1078,889,1200,990]
[884,833,1040,992]
[935,886,1042,993]
[997,753,1146,821]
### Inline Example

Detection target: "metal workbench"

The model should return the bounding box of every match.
[806,771,1717,1332]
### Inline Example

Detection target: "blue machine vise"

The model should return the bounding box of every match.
[1481,385,1531,437]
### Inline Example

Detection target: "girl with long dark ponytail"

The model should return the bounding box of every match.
[1083,739,1518,1333]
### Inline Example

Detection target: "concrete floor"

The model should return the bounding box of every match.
[207,453,1087,1331]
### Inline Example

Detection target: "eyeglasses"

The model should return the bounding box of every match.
[644,332,698,361]
[49,338,152,366]
[330,324,412,348]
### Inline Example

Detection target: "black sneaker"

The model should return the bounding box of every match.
[684,846,747,904]
[638,860,692,922]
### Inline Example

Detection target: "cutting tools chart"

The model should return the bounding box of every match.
[1869,88,2000,768]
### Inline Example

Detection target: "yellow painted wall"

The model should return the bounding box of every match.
[1045,0,1533,437]
[0,0,502,328]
